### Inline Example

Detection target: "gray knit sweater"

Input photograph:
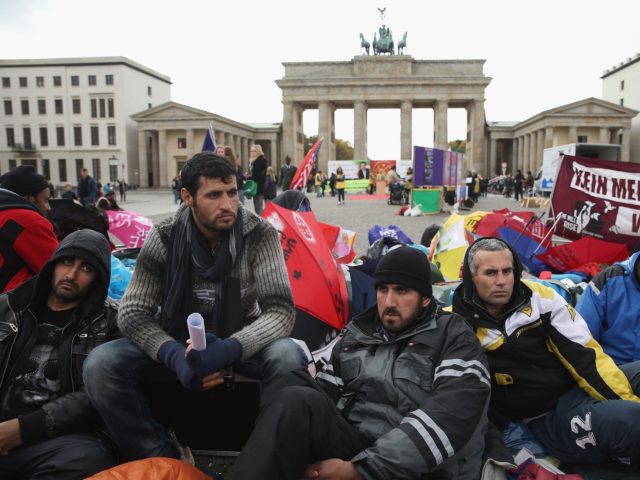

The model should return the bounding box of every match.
[118,206,294,361]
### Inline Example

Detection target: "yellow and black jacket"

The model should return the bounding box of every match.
[451,237,640,428]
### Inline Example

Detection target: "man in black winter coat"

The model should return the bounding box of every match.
[0,229,119,479]
[228,246,490,480]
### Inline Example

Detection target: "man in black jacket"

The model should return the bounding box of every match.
[229,246,490,480]
[0,229,119,479]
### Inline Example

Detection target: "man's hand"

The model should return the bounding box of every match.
[0,418,22,456]
[186,334,242,377]
[303,459,363,480]
[201,372,225,391]
[157,341,202,391]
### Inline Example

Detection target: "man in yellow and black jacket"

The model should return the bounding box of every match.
[452,237,640,468]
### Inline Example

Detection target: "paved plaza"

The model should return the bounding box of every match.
[117,188,547,256]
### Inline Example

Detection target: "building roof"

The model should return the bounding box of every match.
[601,52,640,79]
[0,56,171,84]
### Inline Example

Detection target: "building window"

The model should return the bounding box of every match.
[19,77,27,87]
[99,98,105,118]
[73,126,82,146]
[40,127,48,147]
[21,99,29,115]
[22,159,37,169]
[41,159,50,180]
[72,97,81,114]
[147,86,152,96]
[6,128,15,147]
[54,98,63,114]
[3,100,12,115]
[107,125,116,145]
[109,163,118,182]
[92,158,101,181]
[91,126,99,146]
[56,126,65,146]
[621,80,625,90]
[148,103,152,109]
[71,75,79,86]
[23,127,32,148]
[53,75,62,86]
[577,135,588,143]
[36,76,44,87]
[8,159,16,170]
[75,159,84,180]
[107,98,114,117]
[2,77,9,87]
[58,158,67,182]
[621,99,624,106]
[38,99,46,115]
[105,74,114,85]
[90,98,97,118]
[88,75,96,86]
[177,137,187,149]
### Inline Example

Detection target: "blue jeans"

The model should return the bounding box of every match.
[83,337,307,460]
[527,363,640,466]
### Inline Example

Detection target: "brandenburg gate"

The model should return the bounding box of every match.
[276,55,491,173]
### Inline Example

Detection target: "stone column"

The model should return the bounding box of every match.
[186,128,194,160]
[354,100,368,161]
[523,134,530,173]
[490,138,497,174]
[138,130,148,188]
[434,100,448,150]
[233,135,240,159]
[241,138,248,171]
[468,100,486,174]
[621,127,631,162]
[529,131,537,174]
[270,141,278,168]
[512,137,518,172]
[568,126,577,144]
[599,127,610,144]
[224,132,231,148]
[400,100,412,160]
[215,130,224,147]
[545,127,554,148]
[281,101,296,163]
[158,129,168,188]
[536,129,544,173]
[518,136,525,171]
[318,101,334,172]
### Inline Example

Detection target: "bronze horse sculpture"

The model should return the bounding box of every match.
[398,32,408,55]
[359,33,370,55]
[372,25,394,55]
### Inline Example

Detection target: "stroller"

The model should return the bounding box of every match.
[387,182,408,205]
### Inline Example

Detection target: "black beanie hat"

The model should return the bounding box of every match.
[0,165,49,197]
[374,246,433,297]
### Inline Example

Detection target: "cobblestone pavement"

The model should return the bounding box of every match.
[120,188,548,257]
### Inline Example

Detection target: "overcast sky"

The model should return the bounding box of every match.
[1,0,638,160]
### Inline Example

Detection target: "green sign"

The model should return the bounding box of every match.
[345,179,370,192]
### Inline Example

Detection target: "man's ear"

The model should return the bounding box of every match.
[181,188,192,207]
[421,296,431,308]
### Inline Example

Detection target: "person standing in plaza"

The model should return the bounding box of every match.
[513,169,524,201]
[278,155,297,191]
[77,168,97,207]
[225,146,245,205]
[249,144,267,215]
[118,179,126,202]
[171,175,182,205]
[335,167,346,205]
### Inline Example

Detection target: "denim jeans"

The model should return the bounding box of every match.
[83,337,307,460]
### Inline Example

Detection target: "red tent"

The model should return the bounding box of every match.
[535,236,629,272]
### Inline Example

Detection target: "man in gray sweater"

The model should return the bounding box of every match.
[83,152,307,460]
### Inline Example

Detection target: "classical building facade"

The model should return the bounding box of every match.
[0,57,171,188]
[486,98,637,176]
[602,53,640,163]
[131,102,280,187]
[276,55,491,174]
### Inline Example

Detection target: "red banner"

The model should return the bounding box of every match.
[549,154,640,250]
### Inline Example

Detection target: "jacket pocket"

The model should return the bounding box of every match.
[393,352,435,391]
[340,357,362,383]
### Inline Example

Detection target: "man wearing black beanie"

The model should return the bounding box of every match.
[229,246,491,480]
[0,166,58,292]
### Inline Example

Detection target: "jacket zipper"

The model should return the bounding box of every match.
[68,312,104,391]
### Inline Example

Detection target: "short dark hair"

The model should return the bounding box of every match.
[467,238,512,276]
[180,152,236,196]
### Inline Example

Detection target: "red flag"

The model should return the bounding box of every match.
[289,137,324,190]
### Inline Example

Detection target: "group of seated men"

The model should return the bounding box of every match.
[1,151,640,479]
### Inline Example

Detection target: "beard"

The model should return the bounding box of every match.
[191,199,237,234]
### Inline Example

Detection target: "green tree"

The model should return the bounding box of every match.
[303,135,354,160]
[448,139,466,153]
